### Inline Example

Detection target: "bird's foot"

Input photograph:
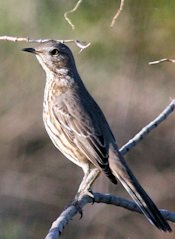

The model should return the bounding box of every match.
[75,188,95,204]
[64,199,83,218]
[65,189,95,219]
[86,188,95,204]
[72,200,83,219]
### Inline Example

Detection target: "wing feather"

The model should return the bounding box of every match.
[52,103,108,165]
[52,99,117,184]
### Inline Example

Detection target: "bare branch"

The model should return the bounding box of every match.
[0,35,49,43]
[64,0,82,30]
[76,40,91,53]
[149,58,175,65]
[120,99,175,155]
[110,0,125,28]
[0,35,91,52]
[64,0,125,29]
[45,193,175,239]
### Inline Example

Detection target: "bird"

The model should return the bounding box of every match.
[23,40,171,232]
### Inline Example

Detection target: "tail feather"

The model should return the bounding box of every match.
[108,148,172,232]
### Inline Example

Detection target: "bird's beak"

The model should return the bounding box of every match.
[22,47,37,54]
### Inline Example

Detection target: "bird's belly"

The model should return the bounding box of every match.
[43,113,87,168]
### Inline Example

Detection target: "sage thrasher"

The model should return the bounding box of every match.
[23,40,171,232]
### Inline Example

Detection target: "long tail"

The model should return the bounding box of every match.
[108,147,172,232]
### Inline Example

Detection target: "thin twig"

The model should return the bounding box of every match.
[120,99,175,155]
[64,0,82,30]
[149,58,175,65]
[45,193,175,239]
[0,35,91,52]
[110,0,125,28]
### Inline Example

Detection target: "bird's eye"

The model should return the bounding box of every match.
[50,49,59,56]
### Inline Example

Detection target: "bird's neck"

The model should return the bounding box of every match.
[44,67,77,106]
[43,67,77,118]
[46,67,75,88]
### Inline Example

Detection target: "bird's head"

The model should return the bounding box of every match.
[23,40,77,77]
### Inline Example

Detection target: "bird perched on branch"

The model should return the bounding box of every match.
[23,40,171,232]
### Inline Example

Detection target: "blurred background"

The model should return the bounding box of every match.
[0,0,175,238]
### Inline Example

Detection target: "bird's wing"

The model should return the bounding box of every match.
[52,98,117,184]
[52,102,108,166]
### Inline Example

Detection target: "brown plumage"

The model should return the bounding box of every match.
[23,41,171,232]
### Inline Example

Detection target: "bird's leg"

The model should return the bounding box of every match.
[67,167,100,218]
[76,167,100,200]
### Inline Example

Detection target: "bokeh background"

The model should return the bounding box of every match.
[0,1,175,238]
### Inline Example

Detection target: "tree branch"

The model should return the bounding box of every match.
[0,35,91,53]
[149,58,175,65]
[110,0,125,28]
[45,193,175,239]
[120,99,175,155]
[64,0,82,30]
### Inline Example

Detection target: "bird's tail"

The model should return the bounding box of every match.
[108,147,171,232]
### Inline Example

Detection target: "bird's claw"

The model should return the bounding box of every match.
[87,189,95,204]
[76,188,95,204]
[72,200,83,219]
[65,199,83,218]
[65,189,95,219]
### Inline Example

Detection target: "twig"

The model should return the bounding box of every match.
[45,193,175,239]
[0,35,91,52]
[120,99,175,155]
[64,0,125,29]
[64,0,82,30]
[110,0,125,28]
[149,58,175,65]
